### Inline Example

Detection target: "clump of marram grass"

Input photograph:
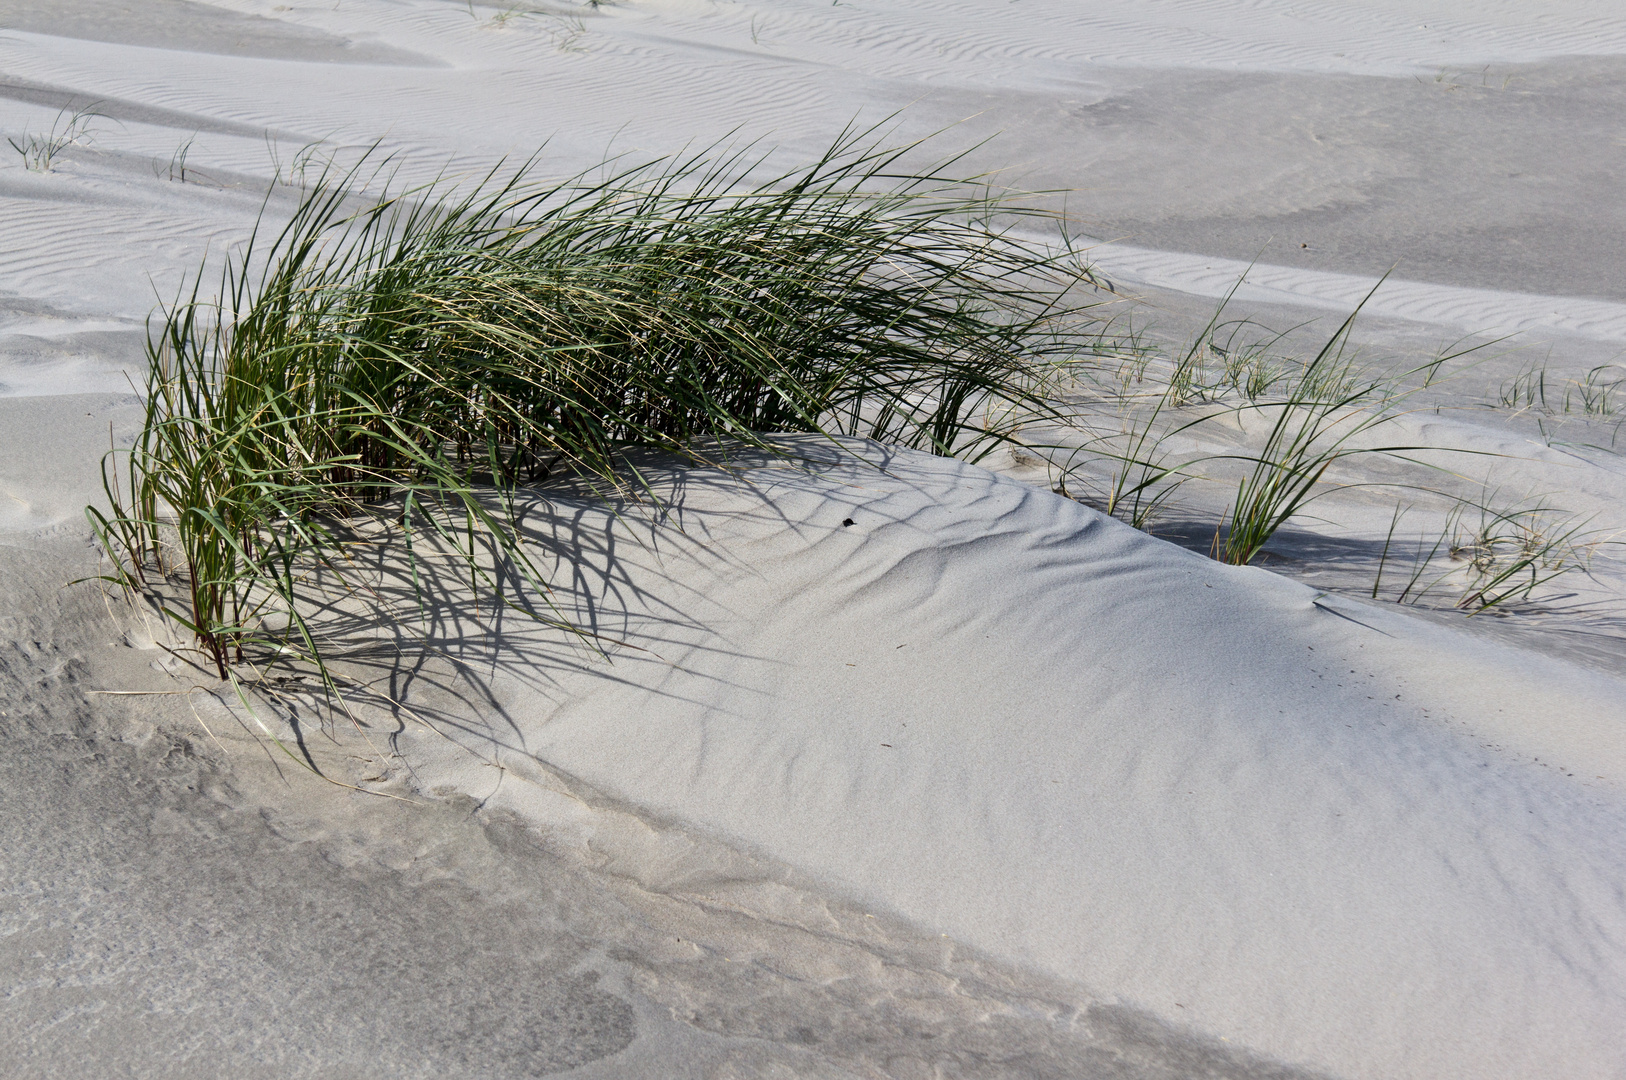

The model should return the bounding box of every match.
[90,134,1110,692]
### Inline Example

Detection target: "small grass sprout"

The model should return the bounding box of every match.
[1494,358,1624,421]
[540,10,587,49]
[1047,272,1510,567]
[1564,364,1624,418]
[1370,494,1596,613]
[1213,314,1410,566]
[8,103,108,172]
[156,135,217,185]
[1499,358,1550,412]
[266,138,334,189]
[1211,289,1507,566]
[1169,317,1292,406]
[1448,496,1595,612]
[1051,275,1258,528]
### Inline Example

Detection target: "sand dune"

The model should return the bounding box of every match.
[3,1,1625,1076]
[377,442,1626,1080]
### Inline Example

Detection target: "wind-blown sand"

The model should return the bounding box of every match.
[382,441,1626,1079]
[3,2,1626,1077]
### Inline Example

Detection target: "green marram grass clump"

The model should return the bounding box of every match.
[92,134,1112,686]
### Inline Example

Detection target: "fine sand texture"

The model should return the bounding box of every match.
[4,2,1626,1078]
[376,441,1626,1080]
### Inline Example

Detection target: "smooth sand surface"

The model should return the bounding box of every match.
[376,442,1626,1079]
[3,2,1625,1077]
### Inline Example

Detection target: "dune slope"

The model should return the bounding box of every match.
[381,442,1626,1080]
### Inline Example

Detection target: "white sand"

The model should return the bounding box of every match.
[4,1,1626,1077]
[1082,244,1626,344]
[390,442,1626,1080]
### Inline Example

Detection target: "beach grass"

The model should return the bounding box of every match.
[1037,282,1603,611]
[1373,494,1599,613]
[8,103,107,172]
[89,132,1109,687]
[1050,281,1472,559]
[88,128,1601,724]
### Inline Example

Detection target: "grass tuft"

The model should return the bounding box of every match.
[90,132,1110,691]
[1372,494,1597,613]
[8,103,108,172]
